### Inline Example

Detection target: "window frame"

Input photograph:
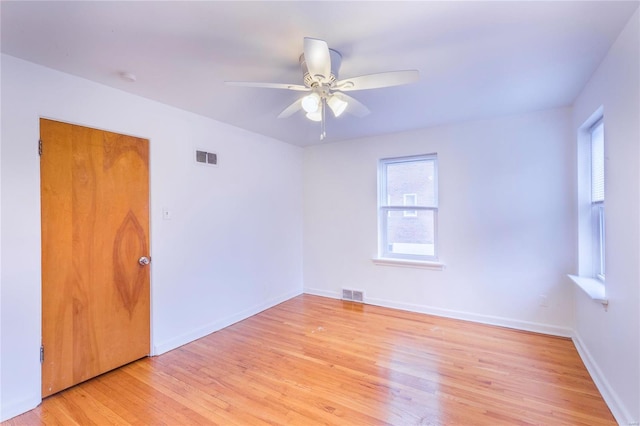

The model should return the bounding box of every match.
[378,154,439,262]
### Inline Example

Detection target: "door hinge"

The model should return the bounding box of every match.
[40,345,44,363]
[38,139,43,156]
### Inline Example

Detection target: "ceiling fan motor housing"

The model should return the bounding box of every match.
[299,48,342,87]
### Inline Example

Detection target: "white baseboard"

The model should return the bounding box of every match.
[572,332,636,426]
[303,287,338,300]
[1,395,41,423]
[153,289,302,355]
[304,287,573,337]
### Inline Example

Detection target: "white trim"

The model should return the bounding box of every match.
[302,290,572,337]
[153,289,301,355]
[366,296,573,337]
[572,331,636,425]
[303,287,340,299]
[372,257,445,270]
[567,274,608,305]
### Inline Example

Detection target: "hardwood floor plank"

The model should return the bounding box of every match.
[4,295,616,425]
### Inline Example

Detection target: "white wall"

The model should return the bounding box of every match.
[0,54,304,421]
[303,108,576,335]
[571,9,639,425]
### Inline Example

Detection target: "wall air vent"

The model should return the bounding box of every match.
[342,288,364,303]
[195,150,218,166]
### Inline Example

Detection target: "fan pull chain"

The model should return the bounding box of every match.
[320,98,326,140]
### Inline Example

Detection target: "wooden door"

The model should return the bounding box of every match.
[40,119,150,397]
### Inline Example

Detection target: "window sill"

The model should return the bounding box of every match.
[372,258,445,271]
[568,274,608,306]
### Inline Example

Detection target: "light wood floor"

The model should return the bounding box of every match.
[5,294,615,425]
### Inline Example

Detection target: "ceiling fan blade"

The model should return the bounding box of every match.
[334,70,419,92]
[225,81,309,92]
[303,37,331,83]
[277,99,303,118]
[332,92,370,118]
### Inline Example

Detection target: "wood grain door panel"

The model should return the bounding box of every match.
[40,119,150,397]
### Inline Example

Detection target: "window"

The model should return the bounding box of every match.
[590,120,605,280]
[378,154,438,261]
[569,113,606,303]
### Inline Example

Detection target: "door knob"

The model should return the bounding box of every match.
[138,256,150,266]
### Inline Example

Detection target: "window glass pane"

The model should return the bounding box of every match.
[385,159,436,207]
[403,194,417,217]
[384,210,435,257]
[403,193,417,206]
[597,204,605,278]
[591,122,604,203]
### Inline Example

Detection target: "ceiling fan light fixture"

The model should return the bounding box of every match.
[327,96,348,117]
[226,37,419,140]
[301,93,320,113]
[306,110,322,122]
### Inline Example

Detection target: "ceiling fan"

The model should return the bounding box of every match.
[226,37,420,140]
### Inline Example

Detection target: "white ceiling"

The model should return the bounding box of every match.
[1,1,638,146]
